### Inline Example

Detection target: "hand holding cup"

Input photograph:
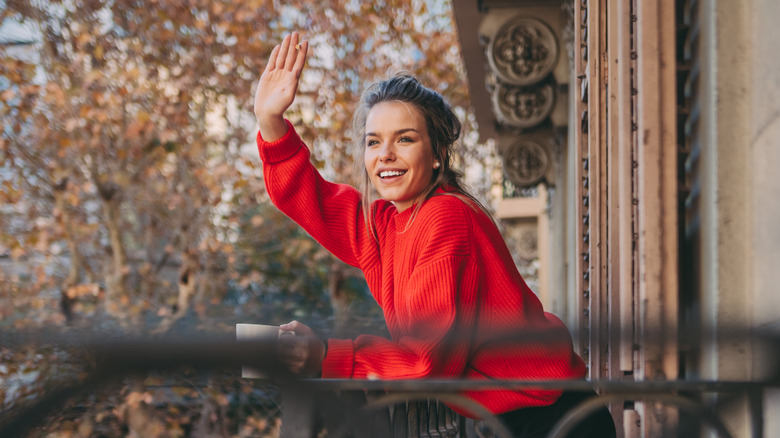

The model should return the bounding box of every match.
[278,320,327,376]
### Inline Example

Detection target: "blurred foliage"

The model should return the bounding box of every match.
[0,0,500,435]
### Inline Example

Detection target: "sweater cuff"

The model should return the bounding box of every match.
[321,338,355,378]
[256,119,303,164]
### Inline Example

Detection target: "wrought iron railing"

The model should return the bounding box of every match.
[1,330,778,437]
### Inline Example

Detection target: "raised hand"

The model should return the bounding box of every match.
[254,32,309,142]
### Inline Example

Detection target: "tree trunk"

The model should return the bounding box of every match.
[53,178,81,323]
[154,251,199,333]
[97,181,130,317]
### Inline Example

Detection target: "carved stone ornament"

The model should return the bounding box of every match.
[505,223,539,261]
[517,227,539,260]
[492,82,555,129]
[503,139,550,187]
[487,17,559,86]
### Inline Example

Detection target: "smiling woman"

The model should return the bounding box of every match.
[349,74,494,239]
[363,101,435,212]
[253,32,615,438]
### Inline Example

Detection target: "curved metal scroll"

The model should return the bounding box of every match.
[546,393,734,438]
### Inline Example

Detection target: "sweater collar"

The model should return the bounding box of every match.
[391,186,452,228]
[392,201,416,228]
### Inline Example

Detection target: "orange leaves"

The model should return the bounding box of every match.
[0,180,22,204]
[63,118,80,132]
[125,390,154,408]
[83,69,106,88]
[214,393,229,406]
[1,88,14,102]
[75,32,93,49]
[124,121,148,140]
[10,246,25,260]
[94,44,104,61]
[1,0,473,348]
[65,283,100,299]
[197,237,236,256]
[44,82,66,106]
[125,111,153,140]
[239,417,269,436]
[250,215,265,227]
[194,18,208,31]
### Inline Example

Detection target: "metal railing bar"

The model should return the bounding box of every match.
[546,393,734,438]
[1,328,777,437]
[301,378,777,393]
[362,392,513,438]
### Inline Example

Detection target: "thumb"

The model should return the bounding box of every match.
[279,321,298,331]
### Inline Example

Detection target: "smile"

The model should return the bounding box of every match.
[379,170,407,178]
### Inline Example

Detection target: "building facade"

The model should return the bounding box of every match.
[452,0,780,436]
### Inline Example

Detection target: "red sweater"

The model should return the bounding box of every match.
[257,121,586,415]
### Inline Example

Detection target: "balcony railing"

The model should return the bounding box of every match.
[1,329,778,437]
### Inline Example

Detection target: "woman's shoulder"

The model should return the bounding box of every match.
[405,194,480,262]
[419,191,500,241]
[423,191,485,220]
[417,193,481,233]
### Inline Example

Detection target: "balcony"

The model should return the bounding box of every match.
[2,328,777,437]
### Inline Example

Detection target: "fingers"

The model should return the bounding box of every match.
[293,40,308,78]
[275,33,291,70]
[278,331,308,374]
[279,320,297,333]
[276,321,324,376]
[267,33,307,74]
[284,32,300,71]
[280,320,313,336]
[278,329,300,347]
[263,44,280,75]
[278,335,309,374]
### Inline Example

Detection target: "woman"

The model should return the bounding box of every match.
[254,32,616,437]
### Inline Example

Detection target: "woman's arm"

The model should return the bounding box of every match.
[323,256,477,380]
[254,33,379,268]
[322,199,479,379]
[258,123,379,268]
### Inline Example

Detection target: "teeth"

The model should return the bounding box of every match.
[379,170,406,178]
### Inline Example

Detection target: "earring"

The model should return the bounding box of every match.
[434,161,441,169]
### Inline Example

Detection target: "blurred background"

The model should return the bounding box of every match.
[0,0,503,436]
[2,0,780,437]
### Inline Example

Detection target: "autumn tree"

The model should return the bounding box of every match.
[1,0,284,328]
[0,0,499,434]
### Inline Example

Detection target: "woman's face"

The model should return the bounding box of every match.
[363,101,436,212]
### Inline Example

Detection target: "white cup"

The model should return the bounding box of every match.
[235,323,293,378]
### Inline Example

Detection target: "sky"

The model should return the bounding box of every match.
[0,17,37,45]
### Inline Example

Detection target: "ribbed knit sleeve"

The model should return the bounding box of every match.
[322,196,478,380]
[257,121,378,269]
